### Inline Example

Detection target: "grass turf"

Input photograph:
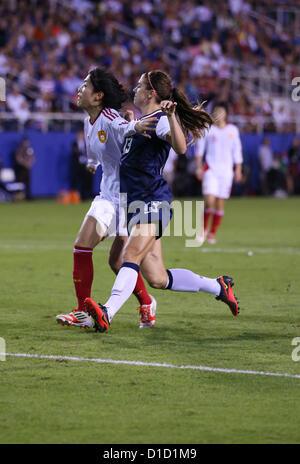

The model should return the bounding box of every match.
[0,197,300,444]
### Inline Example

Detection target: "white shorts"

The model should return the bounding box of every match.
[202,169,233,200]
[85,196,128,237]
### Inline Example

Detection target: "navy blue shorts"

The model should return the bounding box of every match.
[126,200,173,239]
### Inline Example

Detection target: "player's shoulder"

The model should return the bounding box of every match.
[101,107,133,132]
[141,109,164,121]
[225,123,240,134]
[102,107,121,122]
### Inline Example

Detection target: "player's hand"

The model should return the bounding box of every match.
[87,166,96,174]
[135,117,158,139]
[234,169,243,183]
[196,167,203,181]
[160,100,177,117]
[123,110,135,122]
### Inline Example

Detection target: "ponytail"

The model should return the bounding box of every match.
[172,87,213,139]
[145,70,213,139]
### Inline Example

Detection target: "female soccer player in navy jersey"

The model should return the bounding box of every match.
[56,68,158,329]
[85,70,240,333]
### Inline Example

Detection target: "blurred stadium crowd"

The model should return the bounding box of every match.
[0,0,299,132]
[0,0,299,201]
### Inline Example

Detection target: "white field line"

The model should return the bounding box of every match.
[1,242,300,255]
[2,352,300,379]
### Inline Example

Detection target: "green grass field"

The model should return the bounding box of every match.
[1,197,300,444]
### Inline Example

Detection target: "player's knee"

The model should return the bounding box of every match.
[122,248,141,265]
[108,255,121,274]
[74,237,89,248]
[74,237,96,249]
[148,276,165,289]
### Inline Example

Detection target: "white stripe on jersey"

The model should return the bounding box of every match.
[140,109,162,120]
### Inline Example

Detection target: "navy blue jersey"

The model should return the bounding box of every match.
[120,110,172,204]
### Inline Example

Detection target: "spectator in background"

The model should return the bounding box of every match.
[6,84,30,126]
[0,154,11,202]
[185,143,203,197]
[286,137,300,195]
[70,130,94,202]
[0,0,298,133]
[14,137,35,199]
[268,152,288,198]
[258,137,273,195]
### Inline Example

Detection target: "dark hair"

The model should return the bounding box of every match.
[89,68,128,110]
[144,70,213,139]
[212,101,229,114]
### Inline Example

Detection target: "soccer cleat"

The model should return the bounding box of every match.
[84,298,110,333]
[206,233,216,244]
[138,295,157,328]
[216,275,240,316]
[56,310,93,328]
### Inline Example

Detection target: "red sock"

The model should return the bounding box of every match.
[210,210,224,234]
[204,208,213,231]
[133,272,152,306]
[73,246,93,310]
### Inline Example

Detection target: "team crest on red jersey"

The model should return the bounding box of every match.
[98,131,107,143]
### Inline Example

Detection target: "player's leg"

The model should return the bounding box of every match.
[108,234,154,325]
[141,239,219,294]
[56,215,104,328]
[85,224,157,331]
[197,169,217,242]
[73,215,103,308]
[209,197,225,242]
[85,223,239,331]
[136,239,169,327]
[108,234,127,274]
[140,239,239,317]
[208,174,232,243]
[139,239,168,288]
[56,198,113,328]
[204,194,216,233]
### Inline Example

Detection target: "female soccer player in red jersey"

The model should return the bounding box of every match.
[85,70,240,333]
[56,68,158,329]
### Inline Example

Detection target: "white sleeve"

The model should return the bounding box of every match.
[168,148,179,162]
[155,115,170,140]
[232,126,243,165]
[84,119,100,170]
[194,134,207,158]
[86,143,100,170]
[108,115,136,146]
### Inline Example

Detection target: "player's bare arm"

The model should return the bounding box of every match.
[234,163,243,183]
[160,100,187,154]
[195,155,203,181]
